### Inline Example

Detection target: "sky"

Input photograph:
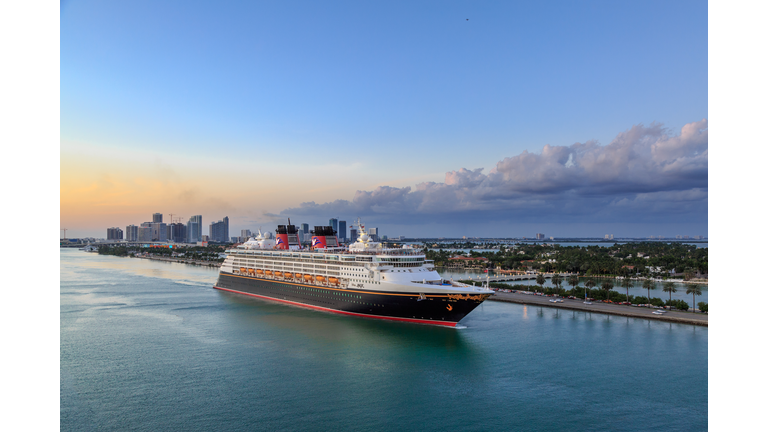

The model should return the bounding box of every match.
[60,0,708,239]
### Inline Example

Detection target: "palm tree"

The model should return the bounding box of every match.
[662,281,677,302]
[536,273,545,292]
[620,277,634,303]
[585,278,596,300]
[686,284,702,312]
[601,279,614,301]
[642,279,656,307]
[568,275,580,295]
[551,274,562,294]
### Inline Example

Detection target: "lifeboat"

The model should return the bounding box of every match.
[328,277,339,285]
[265,270,273,276]
[303,274,313,281]
[315,275,326,282]
[247,268,256,275]
[256,269,264,275]
[274,271,283,278]
[239,267,246,273]
[284,272,293,279]
[294,273,303,280]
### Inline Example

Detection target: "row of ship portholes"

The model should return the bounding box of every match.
[236,267,341,285]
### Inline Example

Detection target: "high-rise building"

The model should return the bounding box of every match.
[151,222,167,241]
[187,215,202,243]
[125,225,138,242]
[368,227,378,241]
[329,218,338,234]
[338,220,346,240]
[153,213,163,223]
[107,227,123,240]
[171,223,187,243]
[605,234,614,240]
[535,233,545,240]
[138,224,153,242]
[209,216,230,242]
[241,229,252,239]
[301,223,309,234]
[350,228,358,242]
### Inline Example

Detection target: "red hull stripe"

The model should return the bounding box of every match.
[213,286,457,327]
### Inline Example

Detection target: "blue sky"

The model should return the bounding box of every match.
[61,0,708,238]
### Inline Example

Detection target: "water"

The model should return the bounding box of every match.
[61,249,707,431]
[440,269,708,303]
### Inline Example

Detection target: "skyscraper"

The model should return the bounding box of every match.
[125,225,138,242]
[107,227,123,240]
[171,223,187,243]
[153,213,163,223]
[329,218,338,234]
[368,227,379,241]
[138,224,153,242]
[187,215,202,243]
[338,220,346,240]
[349,228,358,242]
[209,216,230,242]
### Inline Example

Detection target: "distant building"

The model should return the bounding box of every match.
[368,227,379,242]
[605,234,614,240]
[350,228,358,242]
[107,227,123,240]
[535,233,545,240]
[151,222,167,241]
[338,220,346,240]
[138,225,153,242]
[301,223,309,234]
[171,223,187,243]
[241,229,251,239]
[209,216,230,242]
[187,215,202,243]
[125,225,138,242]
[329,218,338,234]
[153,213,163,223]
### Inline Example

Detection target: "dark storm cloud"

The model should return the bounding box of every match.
[281,119,708,225]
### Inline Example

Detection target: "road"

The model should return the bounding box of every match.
[488,291,708,326]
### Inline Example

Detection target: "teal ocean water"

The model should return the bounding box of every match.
[61,249,707,431]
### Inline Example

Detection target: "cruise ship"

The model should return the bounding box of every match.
[214,220,493,327]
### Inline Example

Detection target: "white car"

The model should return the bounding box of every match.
[583,301,592,305]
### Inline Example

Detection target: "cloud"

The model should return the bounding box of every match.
[279,120,708,227]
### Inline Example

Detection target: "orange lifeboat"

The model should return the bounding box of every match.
[239,267,246,273]
[274,271,283,278]
[265,270,273,276]
[328,277,339,285]
[303,274,313,281]
[247,268,256,275]
[284,272,293,279]
[256,269,264,275]
[294,273,303,280]
[315,275,326,282]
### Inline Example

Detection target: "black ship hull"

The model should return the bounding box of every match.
[214,272,489,327]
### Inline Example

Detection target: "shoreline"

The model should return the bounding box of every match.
[133,255,222,268]
[488,291,708,326]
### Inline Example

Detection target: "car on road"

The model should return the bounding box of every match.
[583,301,592,305]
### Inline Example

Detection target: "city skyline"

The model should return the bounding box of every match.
[61,1,707,239]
